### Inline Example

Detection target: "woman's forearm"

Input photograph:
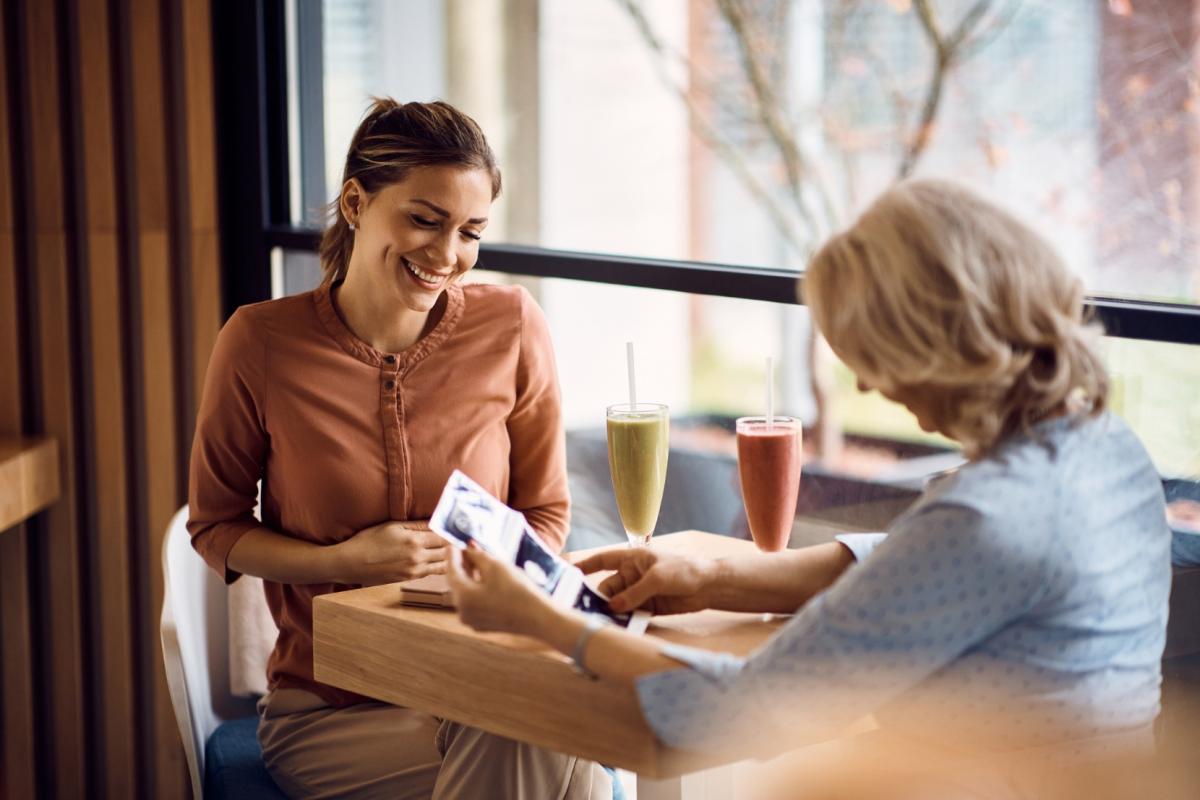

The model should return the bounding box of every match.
[226,526,344,584]
[531,603,680,683]
[508,542,858,682]
[703,542,855,614]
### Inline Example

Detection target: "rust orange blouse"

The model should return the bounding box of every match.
[187,281,569,706]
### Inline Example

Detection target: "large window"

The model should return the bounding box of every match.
[217,0,1200,544]
[304,1,1200,303]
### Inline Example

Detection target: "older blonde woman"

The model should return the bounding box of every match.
[448,179,1171,770]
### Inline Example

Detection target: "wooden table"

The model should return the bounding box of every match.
[0,437,59,532]
[313,530,781,799]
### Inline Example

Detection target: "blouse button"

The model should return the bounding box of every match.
[384,380,395,390]
[384,355,396,364]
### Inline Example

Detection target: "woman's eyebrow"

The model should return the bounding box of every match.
[412,198,487,225]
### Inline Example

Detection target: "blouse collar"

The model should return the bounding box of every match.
[312,280,465,371]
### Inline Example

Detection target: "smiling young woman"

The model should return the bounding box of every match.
[334,165,493,349]
[187,99,611,799]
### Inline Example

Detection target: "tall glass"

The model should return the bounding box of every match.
[736,416,801,552]
[606,403,669,547]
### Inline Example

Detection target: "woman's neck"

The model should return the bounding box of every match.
[332,274,444,354]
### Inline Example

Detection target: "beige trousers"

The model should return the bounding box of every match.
[257,688,612,800]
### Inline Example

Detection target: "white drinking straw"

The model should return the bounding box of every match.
[626,341,637,408]
[766,356,774,429]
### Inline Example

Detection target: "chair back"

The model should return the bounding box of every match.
[160,506,259,797]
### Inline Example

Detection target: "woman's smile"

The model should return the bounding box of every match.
[402,256,452,290]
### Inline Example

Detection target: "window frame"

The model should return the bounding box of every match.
[214,0,1200,346]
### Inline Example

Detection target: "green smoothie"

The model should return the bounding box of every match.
[606,407,669,544]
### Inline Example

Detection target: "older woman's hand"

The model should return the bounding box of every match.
[575,548,716,615]
[447,544,554,637]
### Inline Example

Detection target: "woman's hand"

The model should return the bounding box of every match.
[330,520,448,586]
[576,549,718,615]
[448,546,686,685]
[447,544,554,637]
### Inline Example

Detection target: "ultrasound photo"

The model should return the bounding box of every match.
[431,470,649,633]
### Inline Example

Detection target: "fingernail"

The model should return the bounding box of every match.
[611,598,626,612]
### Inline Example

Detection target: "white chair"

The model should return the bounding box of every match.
[160,505,284,798]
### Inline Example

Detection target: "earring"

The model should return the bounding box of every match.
[348,221,356,231]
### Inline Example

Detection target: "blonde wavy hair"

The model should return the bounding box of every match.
[804,179,1108,458]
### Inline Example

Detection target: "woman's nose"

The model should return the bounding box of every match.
[426,233,456,270]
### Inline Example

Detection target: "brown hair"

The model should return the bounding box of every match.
[804,179,1108,457]
[319,98,502,284]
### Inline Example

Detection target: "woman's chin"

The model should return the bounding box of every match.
[392,273,444,312]
[400,293,441,314]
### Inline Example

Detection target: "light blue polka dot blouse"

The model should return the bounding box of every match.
[637,413,1171,756]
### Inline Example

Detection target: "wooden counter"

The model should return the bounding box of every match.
[313,531,781,781]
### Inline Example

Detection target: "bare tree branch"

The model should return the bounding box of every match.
[714,0,840,232]
[898,0,1008,180]
[947,0,993,51]
[914,0,947,59]
[961,0,1024,61]
[615,0,813,254]
[613,0,1016,462]
[624,28,773,145]
[898,0,957,180]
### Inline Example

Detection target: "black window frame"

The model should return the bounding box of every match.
[214,0,1200,347]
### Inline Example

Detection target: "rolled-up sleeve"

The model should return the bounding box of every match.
[635,503,1050,754]
[835,532,888,562]
[187,308,268,583]
[506,288,570,550]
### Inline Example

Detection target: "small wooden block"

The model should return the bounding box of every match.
[0,437,60,532]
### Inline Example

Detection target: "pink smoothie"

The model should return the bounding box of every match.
[736,422,801,552]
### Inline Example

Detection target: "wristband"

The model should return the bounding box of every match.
[570,615,606,680]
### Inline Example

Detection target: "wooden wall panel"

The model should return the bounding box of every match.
[29,229,88,800]
[0,528,36,800]
[82,227,139,796]
[0,4,36,798]
[74,0,138,794]
[22,0,89,794]
[183,0,222,417]
[128,0,188,793]
[0,1,13,244]
[1,0,223,796]
[138,229,188,798]
[0,0,22,420]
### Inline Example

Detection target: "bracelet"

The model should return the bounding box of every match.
[570,615,606,680]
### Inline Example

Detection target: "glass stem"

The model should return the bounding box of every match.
[626,530,652,547]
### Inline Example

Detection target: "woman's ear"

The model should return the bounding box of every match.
[340,178,366,226]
